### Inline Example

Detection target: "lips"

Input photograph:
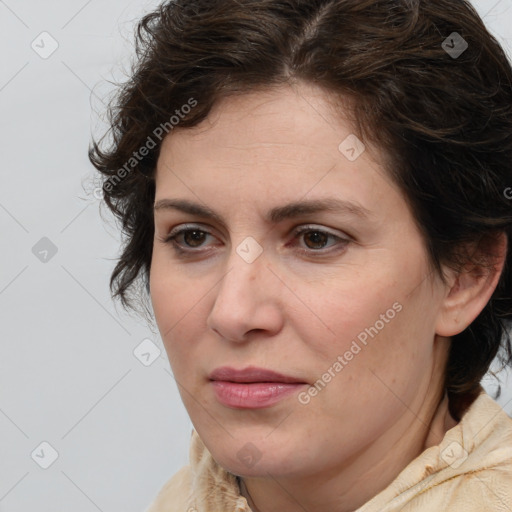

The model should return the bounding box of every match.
[208,366,306,384]
[208,366,308,409]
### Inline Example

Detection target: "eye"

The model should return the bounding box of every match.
[290,225,350,254]
[157,224,218,255]
[157,223,351,258]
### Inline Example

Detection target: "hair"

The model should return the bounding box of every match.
[89,0,512,420]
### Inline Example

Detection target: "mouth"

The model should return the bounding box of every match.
[208,366,308,409]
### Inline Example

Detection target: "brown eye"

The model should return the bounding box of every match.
[160,225,217,254]
[303,230,329,249]
[182,230,208,247]
[289,225,351,256]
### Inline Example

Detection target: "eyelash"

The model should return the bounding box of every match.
[157,224,351,257]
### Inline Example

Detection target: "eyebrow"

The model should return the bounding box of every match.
[154,198,373,225]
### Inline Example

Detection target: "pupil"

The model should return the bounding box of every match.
[185,230,205,247]
[305,231,327,249]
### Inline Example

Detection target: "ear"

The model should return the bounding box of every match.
[435,231,508,337]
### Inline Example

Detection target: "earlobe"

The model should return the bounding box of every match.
[435,232,508,337]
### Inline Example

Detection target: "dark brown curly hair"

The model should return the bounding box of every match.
[89,0,512,420]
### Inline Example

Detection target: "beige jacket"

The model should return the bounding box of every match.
[145,392,512,511]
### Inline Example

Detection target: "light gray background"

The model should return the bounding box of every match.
[0,1,511,511]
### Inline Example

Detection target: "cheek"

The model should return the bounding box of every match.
[149,255,204,365]
[295,263,434,394]
[150,248,198,321]
[292,274,401,360]
[312,287,435,409]
[150,263,177,336]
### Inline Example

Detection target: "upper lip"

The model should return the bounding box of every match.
[209,366,306,384]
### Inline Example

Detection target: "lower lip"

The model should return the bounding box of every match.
[210,381,306,409]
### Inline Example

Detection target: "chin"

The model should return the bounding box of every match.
[193,414,312,476]
[207,437,304,479]
[219,455,293,479]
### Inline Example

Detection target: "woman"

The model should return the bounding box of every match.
[89,0,512,510]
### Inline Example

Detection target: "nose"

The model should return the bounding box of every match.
[206,245,284,343]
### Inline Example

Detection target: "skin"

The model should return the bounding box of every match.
[149,81,506,512]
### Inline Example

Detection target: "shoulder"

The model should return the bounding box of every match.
[359,393,512,512]
[407,393,512,511]
[408,464,512,511]
[144,465,194,512]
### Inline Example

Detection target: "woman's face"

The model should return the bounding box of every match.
[150,82,450,479]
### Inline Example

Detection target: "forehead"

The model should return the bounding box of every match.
[154,83,397,219]
[160,83,358,155]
